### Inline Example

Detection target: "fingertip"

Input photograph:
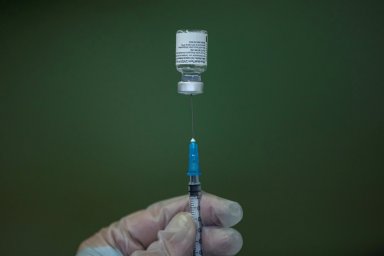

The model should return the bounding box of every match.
[157,212,196,254]
[226,201,243,227]
[202,227,243,256]
[228,228,243,255]
[134,212,196,256]
[200,193,243,227]
[165,212,195,234]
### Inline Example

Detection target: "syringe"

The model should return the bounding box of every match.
[175,29,207,256]
[187,138,203,256]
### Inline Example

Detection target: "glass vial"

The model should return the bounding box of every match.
[176,30,208,95]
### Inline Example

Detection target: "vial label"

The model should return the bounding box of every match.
[176,31,207,66]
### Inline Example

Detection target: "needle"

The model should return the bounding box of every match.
[190,95,195,139]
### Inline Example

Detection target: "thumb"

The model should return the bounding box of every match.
[131,212,196,256]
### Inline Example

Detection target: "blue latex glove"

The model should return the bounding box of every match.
[76,193,243,256]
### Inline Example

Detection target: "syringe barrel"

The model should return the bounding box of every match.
[186,140,203,255]
[189,191,203,256]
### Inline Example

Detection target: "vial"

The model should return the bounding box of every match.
[176,30,208,95]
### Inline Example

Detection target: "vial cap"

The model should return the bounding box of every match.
[178,81,203,95]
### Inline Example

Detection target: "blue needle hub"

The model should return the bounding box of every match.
[187,138,201,177]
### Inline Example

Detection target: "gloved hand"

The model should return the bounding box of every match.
[76,193,243,256]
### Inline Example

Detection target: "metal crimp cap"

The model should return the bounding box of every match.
[178,81,204,95]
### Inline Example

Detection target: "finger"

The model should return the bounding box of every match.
[143,192,243,228]
[79,193,242,255]
[76,247,123,256]
[202,227,243,256]
[200,193,243,227]
[116,193,242,251]
[78,196,189,254]
[131,212,195,256]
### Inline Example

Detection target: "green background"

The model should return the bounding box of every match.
[1,1,383,255]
